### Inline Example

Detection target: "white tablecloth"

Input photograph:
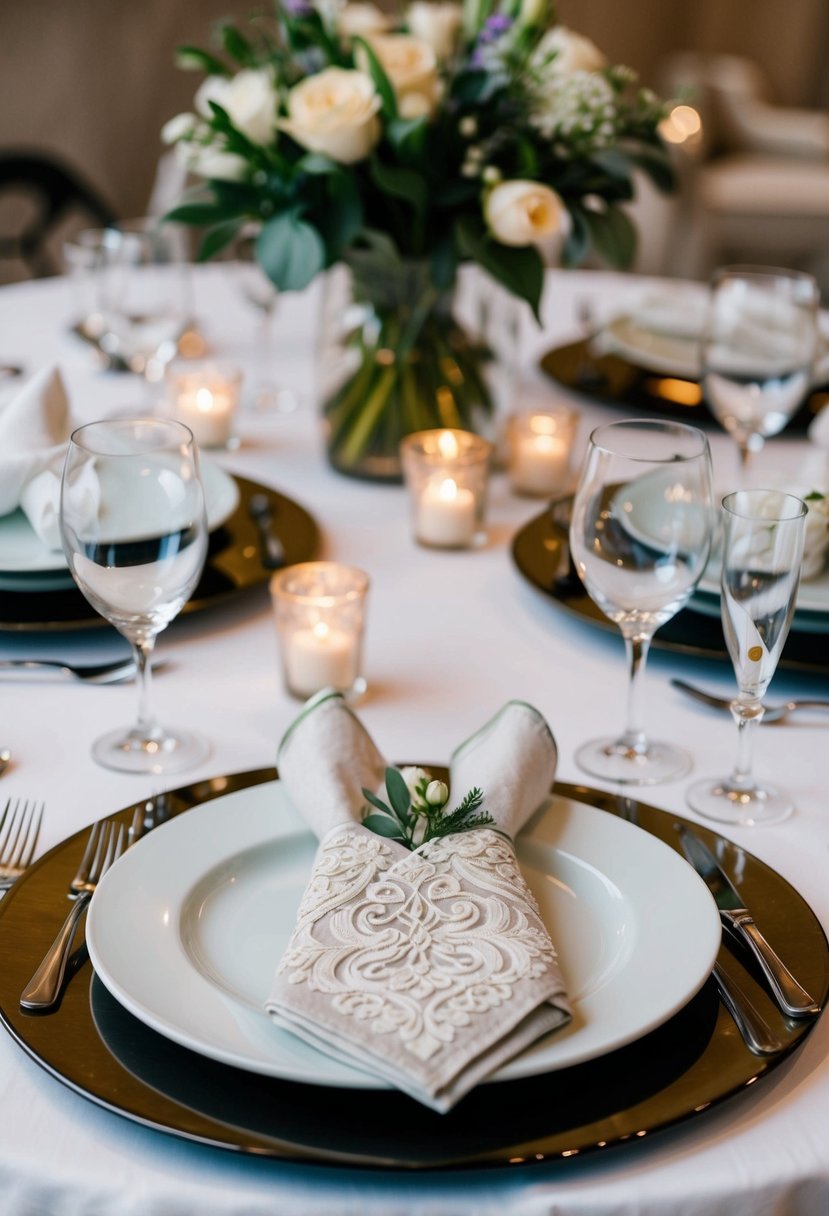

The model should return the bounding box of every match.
[0,266,828,1216]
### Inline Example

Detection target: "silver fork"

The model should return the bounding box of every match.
[20,818,125,1011]
[0,798,44,890]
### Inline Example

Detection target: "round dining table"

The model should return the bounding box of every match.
[0,263,827,1215]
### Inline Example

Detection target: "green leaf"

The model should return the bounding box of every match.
[385,767,413,821]
[369,157,427,215]
[174,45,230,75]
[317,172,363,260]
[623,142,677,193]
[298,153,340,176]
[255,210,326,292]
[455,216,544,320]
[196,218,246,261]
[582,205,637,269]
[164,202,231,226]
[362,788,393,815]
[387,117,428,165]
[430,237,458,292]
[351,35,398,120]
[219,22,257,67]
[363,813,406,840]
[561,207,590,267]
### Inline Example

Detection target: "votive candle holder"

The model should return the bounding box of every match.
[165,361,243,450]
[505,405,578,497]
[400,429,492,550]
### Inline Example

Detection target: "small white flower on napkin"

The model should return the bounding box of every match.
[0,365,72,550]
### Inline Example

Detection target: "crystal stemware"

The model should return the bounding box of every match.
[700,265,819,476]
[686,489,807,825]
[59,418,209,774]
[569,418,714,784]
[227,224,298,414]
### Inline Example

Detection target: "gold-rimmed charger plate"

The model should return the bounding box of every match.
[0,767,825,1169]
[511,500,829,676]
[0,476,320,633]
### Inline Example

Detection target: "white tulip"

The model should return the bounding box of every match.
[195,68,278,146]
[281,68,382,165]
[406,2,462,59]
[484,179,566,247]
[425,780,449,807]
[536,26,607,76]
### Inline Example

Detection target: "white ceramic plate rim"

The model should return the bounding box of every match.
[87,781,721,1089]
[0,458,239,577]
[697,562,829,615]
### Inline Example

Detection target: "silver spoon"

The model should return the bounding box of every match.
[0,657,166,684]
[671,678,829,724]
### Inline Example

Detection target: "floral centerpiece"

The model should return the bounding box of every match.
[162,0,673,478]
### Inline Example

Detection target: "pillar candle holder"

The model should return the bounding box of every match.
[400,429,492,550]
[270,562,370,700]
[505,406,578,497]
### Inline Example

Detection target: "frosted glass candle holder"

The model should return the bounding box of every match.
[506,406,578,497]
[270,562,369,700]
[400,429,492,550]
[165,361,243,450]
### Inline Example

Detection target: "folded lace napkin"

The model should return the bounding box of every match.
[0,365,72,549]
[266,693,571,1112]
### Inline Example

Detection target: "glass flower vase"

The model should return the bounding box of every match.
[318,258,520,483]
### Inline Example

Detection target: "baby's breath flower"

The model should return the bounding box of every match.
[459,115,477,138]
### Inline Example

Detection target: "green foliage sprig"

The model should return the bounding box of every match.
[363,766,494,849]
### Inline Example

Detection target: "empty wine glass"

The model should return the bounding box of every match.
[95,218,191,391]
[60,418,209,774]
[227,223,299,413]
[701,266,819,476]
[686,489,807,825]
[570,418,714,784]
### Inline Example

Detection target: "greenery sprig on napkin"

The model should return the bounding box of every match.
[363,765,493,848]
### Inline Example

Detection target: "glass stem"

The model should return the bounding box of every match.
[133,639,158,739]
[728,698,764,790]
[619,632,651,756]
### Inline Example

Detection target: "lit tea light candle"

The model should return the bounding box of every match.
[270,562,370,701]
[284,619,357,699]
[507,408,577,497]
[400,428,492,550]
[166,363,242,449]
[417,476,477,548]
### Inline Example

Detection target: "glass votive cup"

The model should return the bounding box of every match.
[164,360,243,450]
[400,429,493,550]
[505,406,579,497]
[270,562,370,701]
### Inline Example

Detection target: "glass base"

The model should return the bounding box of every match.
[686,777,793,826]
[92,724,210,775]
[575,735,692,786]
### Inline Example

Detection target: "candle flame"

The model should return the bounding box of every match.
[196,387,215,413]
[312,620,330,641]
[438,477,460,502]
[437,430,459,459]
[529,414,558,436]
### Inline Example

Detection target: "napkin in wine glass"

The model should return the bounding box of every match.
[0,364,74,549]
[266,692,571,1113]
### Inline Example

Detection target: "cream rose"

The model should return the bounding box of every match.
[365,34,439,118]
[537,26,607,76]
[484,180,567,247]
[337,2,392,39]
[281,68,381,164]
[406,2,462,59]
[195,68,278,146]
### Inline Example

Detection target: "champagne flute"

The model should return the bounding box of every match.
[701,266,819,477]
[60,418,209,774]
[686,489,807,825]
[96,218,191,391]
[569,418,714,784]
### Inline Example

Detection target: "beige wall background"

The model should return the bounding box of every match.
[1,0,827,227]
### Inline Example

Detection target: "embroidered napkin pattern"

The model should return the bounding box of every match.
[266,694,571,1112]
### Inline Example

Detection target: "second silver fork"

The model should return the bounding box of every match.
[19,819,125,1011]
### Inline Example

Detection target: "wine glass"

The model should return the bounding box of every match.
[227,224,299,413]
[569,418,714,784]
[686,489,807,825]
[59,418,209,774]
[95,218,191,391]
[700,266,819,476]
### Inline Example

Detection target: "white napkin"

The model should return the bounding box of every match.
[267,693,571,1113]
[0,365,72,549]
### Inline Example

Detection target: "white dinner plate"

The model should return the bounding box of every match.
[696,558,829,616]
[0,458,239,585]
[87,781,721,1089]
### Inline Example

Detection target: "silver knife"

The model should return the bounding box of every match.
[677,825,820,1018]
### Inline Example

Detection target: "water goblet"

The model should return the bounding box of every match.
[569,418,714,784]
[227,224,298,414]
[686,489,807,825]
[95,218,191,392]
[701,265,819,477]
[59,417,209,774]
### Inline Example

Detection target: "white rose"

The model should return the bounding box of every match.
[281,68,381,164]
[338,2,392,39]
[195,68,278,146]
[161,112,199,145]
[364,34,439,117]
[406,2,462,59]
[537,26,607,75]
[484,180,567,247]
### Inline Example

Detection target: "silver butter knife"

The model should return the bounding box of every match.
[677,824,820,1018]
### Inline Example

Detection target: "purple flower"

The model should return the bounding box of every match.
[478,13,512,43]
[283,0,314,16]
